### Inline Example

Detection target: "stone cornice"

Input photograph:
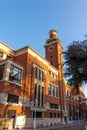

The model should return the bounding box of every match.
[0,41,15,55]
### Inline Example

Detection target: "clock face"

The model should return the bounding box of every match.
[48,45,54,52]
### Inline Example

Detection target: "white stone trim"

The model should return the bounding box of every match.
[15,46,58,74]
[0,93,30,107]
[0,93,8,104]
[3,53,7,59]
[19,97,30,106]
[8,60,24,70]
[30,107,46,112]
[0,41,15,55]
[0,41,58,74]
[49,82,59,88]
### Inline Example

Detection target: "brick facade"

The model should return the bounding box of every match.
[0,30,87,123]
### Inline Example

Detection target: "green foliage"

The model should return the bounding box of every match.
[63,37,87,88]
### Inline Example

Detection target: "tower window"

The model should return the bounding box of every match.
[50,60,53,65]
[50,56,53,59]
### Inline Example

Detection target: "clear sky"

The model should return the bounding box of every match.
[0,0,87,93]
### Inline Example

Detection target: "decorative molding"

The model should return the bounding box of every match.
[0,41,58,74]
[0,41,15,55]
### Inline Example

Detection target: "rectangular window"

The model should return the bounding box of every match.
[54,113,56,117]
[33,112,42,118]
[50,60,53,65]
[48,83,58,97]
[34,84,44,107]
[7,110,16,118]
[55,87,58,97]
[0,52,3,58]
[38,85,40,106]
[52,73,54,78]
[57,113,60,118]
[48,71,51,76]
[42,71,44,81]
[34,65,45,82]
[48,84,51,95]
[41,87,44,107]
[53,85,55,96]
[7,94,19,104]
[39,69,41,80]
[0,64,5,80]
[9,65,22,84]
[50,103,59,109]
[35,67,38,79]
[51,85,54,96]
[49,113,52,118]
[34,84,37,100]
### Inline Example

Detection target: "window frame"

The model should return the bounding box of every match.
[7,94,19,104]
[0,59,24,85]
[9,65,22,84]
[48,83,59,97]
[7,110,16,118]
[34,64,45,82]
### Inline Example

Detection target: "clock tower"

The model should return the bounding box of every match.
[44,30,66,122]
[44,29,63,70]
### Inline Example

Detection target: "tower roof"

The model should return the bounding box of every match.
[49,29,58,34]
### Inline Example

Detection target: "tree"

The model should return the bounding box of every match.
[63,37,87,88]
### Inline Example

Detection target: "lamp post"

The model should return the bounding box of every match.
[76,109,79,121]
[31,99,38,129]
[33,99,37,129]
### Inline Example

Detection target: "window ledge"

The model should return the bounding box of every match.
[0,80,23,87]
[48,95,60,99]
[48,108,60,111]
[7,102,19,106]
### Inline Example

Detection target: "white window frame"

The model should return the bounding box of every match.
[0,59,23,85]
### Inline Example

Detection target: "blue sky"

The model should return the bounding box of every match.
[0,0,87,93]
[0,0,87,54]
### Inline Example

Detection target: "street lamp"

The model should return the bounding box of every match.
[31,99,38,129]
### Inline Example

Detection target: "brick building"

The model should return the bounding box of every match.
[0,30,87,126]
